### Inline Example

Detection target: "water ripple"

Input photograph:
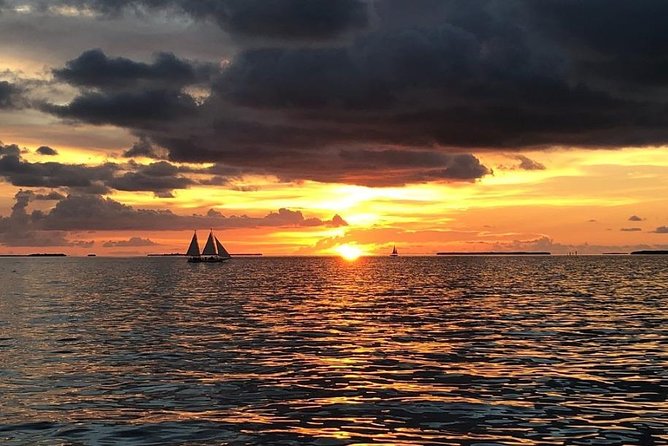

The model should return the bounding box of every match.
[0,256,666,445]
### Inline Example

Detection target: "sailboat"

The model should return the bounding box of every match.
[390,245,398,257]
[186,230,231,263]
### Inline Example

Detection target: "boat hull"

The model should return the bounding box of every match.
[188,256,229,263]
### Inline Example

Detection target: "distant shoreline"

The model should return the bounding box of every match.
[630,250,668,255]
[0,253,67,257]
[436,251,551,256]
[147,253,263,257]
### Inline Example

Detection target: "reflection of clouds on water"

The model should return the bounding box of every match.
[0,256,666,444]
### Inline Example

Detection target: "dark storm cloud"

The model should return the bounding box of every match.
[0,153,117,190]
[337,150,490,184]
[0,80,21,108]
[0,143,21,157]
[43,89,199,127]
[53,49,212,89]
[107,161,195,194]
[0,147,195,195]
[182,0,369,41]
[525,0,668,86]
[122,136,163,159]
[14,0,369,41]
[36,146,58,156]
[24,0,668,186]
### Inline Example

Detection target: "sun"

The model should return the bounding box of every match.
[336,244,364,261]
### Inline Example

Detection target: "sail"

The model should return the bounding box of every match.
[392,245,398,255]
[186,232,200,256]
[215,237,231,258]
[202,231,217,256]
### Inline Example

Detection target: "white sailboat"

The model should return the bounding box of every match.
[186,230,231,263]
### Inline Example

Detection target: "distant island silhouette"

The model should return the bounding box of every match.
[631,250,668,255]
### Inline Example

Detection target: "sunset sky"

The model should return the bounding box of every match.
[1,0,668,256]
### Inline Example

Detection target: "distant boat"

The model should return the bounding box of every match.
[390,245,398,257]
[87,254,96,257]
[186,230,231,263]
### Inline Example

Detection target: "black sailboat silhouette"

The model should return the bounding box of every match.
[187,230,231,263]
[390,245,398,257]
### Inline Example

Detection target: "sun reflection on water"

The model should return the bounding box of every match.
[335,244,364,261]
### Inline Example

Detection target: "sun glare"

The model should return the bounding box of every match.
[336,244,363,261]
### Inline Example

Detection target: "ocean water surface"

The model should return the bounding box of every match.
[0,256,666,445]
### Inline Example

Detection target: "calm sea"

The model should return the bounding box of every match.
[0,256,666,445]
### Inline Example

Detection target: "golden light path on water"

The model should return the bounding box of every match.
[0,256,666,445]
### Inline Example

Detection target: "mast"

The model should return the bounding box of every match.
[392,245,398,255]
[215,237,231,258]
[186,231,201,257]
[202,230,217,256]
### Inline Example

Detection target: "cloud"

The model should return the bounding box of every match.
[10,0,370,41]
[43,88,199,127]
[36,145,58,156]
[0,143,22,157]
[0,192,347,245]
[13,1,668,187]
[0,80,22,109]
[0,190,81,246]
[106,161,195,195]
[0,147,196,195]
[652,226,668,234]
[621,227,642,232]
[30,194,348,231]
[122,136,163,159]
[628,215,644,222]
[514,155,546,171]
[53,49,212,89]
[102,236,157,247]
[0,153,117,191]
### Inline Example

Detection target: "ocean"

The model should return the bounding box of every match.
[0,256,666,445]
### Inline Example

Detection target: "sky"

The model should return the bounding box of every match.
[1,0,668,256]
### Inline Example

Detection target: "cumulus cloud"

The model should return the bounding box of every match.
[0,146,197,195]
[102,236,157,247]
[0,192,346,231]
[0,143,22,157]
[122,136,164,159]
[514,155,546,171]
[53,49,213,89]
[36,146,58,156]
[107,161,195,195]
[0,190,79,246]
[0,153,117,191]
[0,192,347,245]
